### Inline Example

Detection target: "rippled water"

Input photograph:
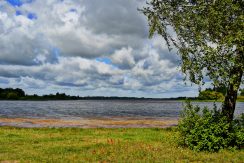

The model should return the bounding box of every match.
[0,100,243,119]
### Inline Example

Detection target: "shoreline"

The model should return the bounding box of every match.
[0,117,178,128]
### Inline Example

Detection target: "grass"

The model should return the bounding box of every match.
[0,127,243,162]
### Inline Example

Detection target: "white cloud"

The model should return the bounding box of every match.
[0,0,199,97]
[111,47,135,69]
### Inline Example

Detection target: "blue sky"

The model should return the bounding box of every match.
[7,0,23,6]
[0,0,200,97]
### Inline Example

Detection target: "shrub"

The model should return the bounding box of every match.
[198,90,224,100]
[178,101,244,152]
[233,114,244,148]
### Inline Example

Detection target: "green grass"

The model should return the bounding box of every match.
[0,127,243,162]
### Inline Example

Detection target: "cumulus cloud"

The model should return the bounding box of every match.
[0,0,199,97]
[111,47,135,69]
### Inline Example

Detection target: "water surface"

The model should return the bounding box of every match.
[0,100,243,120]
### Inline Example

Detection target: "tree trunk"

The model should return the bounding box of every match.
[222,84,239,122]
[222,68,243,122]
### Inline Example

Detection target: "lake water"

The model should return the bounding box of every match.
[0,100,243,120]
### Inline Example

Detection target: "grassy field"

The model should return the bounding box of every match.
[0,127,243,162]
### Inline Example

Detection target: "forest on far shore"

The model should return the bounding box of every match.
[0,87,194,101]
[0,87,243,101]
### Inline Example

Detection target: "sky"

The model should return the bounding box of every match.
[0,0,201,98]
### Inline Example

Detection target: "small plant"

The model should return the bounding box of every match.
[178,101,244,152]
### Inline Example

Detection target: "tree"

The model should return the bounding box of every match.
[240,89,244,96]
[213,84,227,95]
[15,88,25,97]
[0,88,25,99]
[198,90,224,100]
[6,92,19,100]
[141,0,244,121]
[204,84,227,95]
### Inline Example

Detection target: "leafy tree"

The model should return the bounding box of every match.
[210,84,227,95]
[198,90,224,100]
[0,88,25,99]
[6,92,19,100]
[240,89,244,96]
[15,88,25,97]
[142,0,244,121]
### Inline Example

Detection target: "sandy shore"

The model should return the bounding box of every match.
[0,117,178,128]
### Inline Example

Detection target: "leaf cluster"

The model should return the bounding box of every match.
[178,101,244,152]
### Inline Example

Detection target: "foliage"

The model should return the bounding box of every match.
[141,0,244,88]
[205,84,227,95]
[0,88,25,100]
[6,92,19,100]
[198,85,227,100]
[234,114,244,146]
[0,127,244,162]
[198,90,224,100]
[141,0,244,123]
[240,89,244,96]
[178,102,244,152]
[0,87,196,101]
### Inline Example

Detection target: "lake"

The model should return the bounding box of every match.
[0,100,243,119]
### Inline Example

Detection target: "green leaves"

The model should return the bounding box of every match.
[198,90,224,100]
[141,0,244,87]
[141,0,244,121]
[178,102,244,152]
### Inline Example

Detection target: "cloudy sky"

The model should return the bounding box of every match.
[0,0,200,98]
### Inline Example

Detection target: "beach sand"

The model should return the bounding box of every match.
[0,117,178,128]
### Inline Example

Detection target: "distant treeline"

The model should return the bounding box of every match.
[0,88,25,100]
[1,87,243,101]
[0,87,196,101]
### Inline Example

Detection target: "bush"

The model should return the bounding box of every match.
[198,90,224,100]
[233,114,244,147]
[178,101,244,152]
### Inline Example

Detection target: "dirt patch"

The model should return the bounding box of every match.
[0,117,178,128]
